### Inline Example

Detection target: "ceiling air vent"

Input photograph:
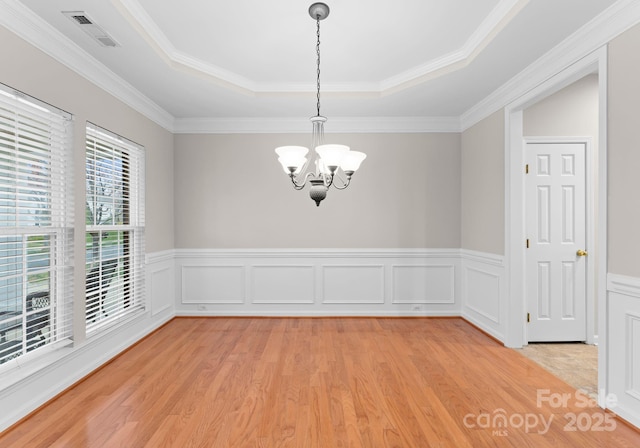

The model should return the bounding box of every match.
[71,14,92,25]
[62,11,120,48]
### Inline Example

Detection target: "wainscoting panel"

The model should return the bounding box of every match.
[626,313,640,400]
[460,250,506,341]
[607,273,640,428]
[181,265,245,304]
[146,250,176,316]
[392,265,455,304]
[251,265,315,304]
[174,249,461,316]
[322,265,385,304]
[464,267,501,323]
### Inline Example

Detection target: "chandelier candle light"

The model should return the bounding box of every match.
[275,3,366,207]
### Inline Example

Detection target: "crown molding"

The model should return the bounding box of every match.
[173,116,461,134]
[4,0,637,136]
[0,0,175,131]
[114,0,383,96]
[0,0,457,137]
[115,0,526,96]
[380,0,528,94]
[460,0,640,131]
[112,0,257,96]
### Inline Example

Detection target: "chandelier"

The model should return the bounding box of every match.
[275,3,366,207]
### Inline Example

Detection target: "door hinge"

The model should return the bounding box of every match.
[526,238,530,249]
[525,164,529,174]
[527,312,530,323]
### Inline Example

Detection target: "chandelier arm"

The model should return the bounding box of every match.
[298,157,313,179]
[330,171,352,190]
[320,172,333,188]
[290,171,318,190]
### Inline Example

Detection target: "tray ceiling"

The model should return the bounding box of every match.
[12,0,618,124]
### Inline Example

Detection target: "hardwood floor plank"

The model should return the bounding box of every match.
[1,317,639,447]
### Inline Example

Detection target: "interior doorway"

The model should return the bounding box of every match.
[504,47,607,406]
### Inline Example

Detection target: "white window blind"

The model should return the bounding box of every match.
[0,85,74,366]
[85,124,144,334]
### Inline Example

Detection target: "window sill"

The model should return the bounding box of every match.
[0,309,147,394]
[0,340,74,394]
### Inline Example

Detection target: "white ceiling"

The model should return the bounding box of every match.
[11,0,618,127]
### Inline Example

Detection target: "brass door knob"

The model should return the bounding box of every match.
[576,249,588,257]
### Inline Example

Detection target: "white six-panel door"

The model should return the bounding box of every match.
[525,142,587,342]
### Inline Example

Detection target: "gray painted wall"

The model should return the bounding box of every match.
[608,22,640,277]
[0,26,175,254]
[524,74,599,139]
[174,132,461,248]
[460,110,505,255]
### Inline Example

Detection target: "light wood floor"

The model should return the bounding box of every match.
[1,317,638,447]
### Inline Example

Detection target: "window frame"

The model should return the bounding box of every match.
[84,123,145,335]
[0,84,74,367]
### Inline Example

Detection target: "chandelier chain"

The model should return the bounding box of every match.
[316,15,321,117]
[275,4,366,207]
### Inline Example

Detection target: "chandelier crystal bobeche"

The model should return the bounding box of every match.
[275,2,366,207]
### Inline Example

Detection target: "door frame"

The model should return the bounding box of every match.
[504,46,608,406]
[523,137,595,344]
